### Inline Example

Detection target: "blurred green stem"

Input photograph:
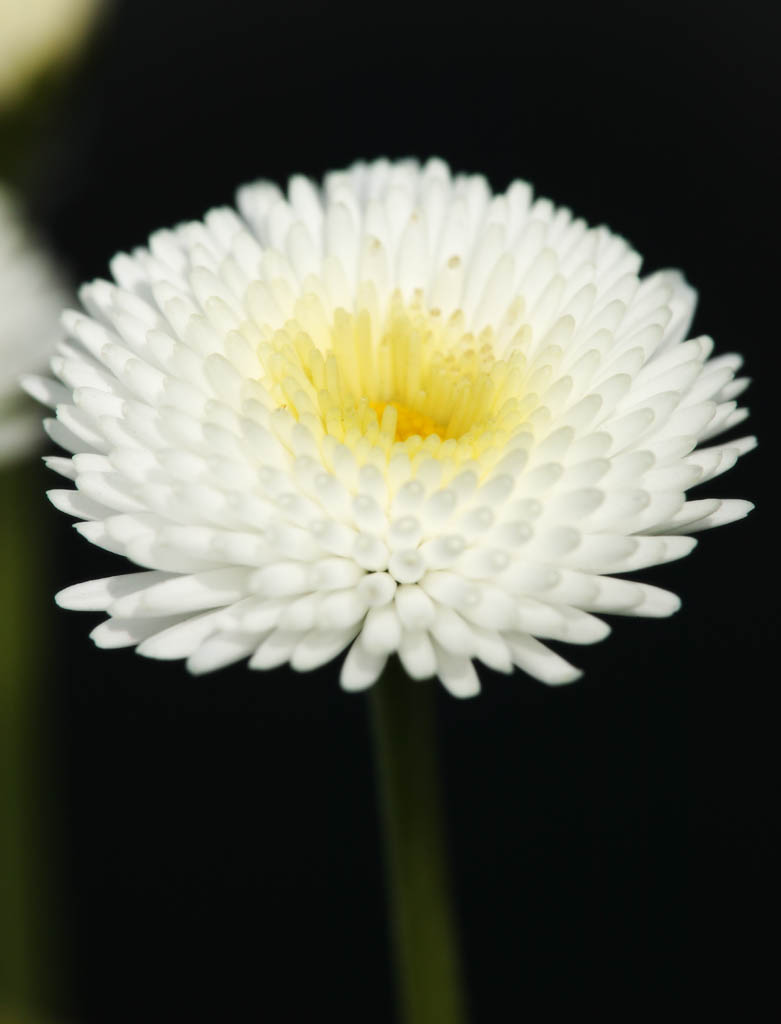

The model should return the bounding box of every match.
[0,463,46,1017]
[370,661,467,1024]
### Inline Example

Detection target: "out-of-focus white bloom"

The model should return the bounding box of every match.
[0,0,102,110]
[1,185,68,467]
[29,159,755,696]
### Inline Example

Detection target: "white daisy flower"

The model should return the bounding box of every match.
[1,184,69,467]
[0,0,102,111]
[28,158,755,697]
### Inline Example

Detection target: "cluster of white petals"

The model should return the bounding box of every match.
[1,184,69,467]
[0,0,102,110]
[30,159,754,696]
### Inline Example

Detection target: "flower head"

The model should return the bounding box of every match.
[1,184,69,467]
[31,159,754,696]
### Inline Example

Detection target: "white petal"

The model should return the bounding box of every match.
[109,567,252,617]
[339,638,387,692]
[187,633,260,674]
[90,615,186,649]
[361,605,402,655]
[505,633,582,685]
[249,629,301,670]
[398,630,437,680]
[668,498,754,533]
[57,571,171,611]
[136,610,225,660]
[432,644,480,698]
[291,626,361,672]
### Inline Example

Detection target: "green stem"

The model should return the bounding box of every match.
[0,463,48,1018]
[369,659,467,1024]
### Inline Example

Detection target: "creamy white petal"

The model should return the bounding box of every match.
[340,636,388,692]
[398,630,437,680]
[505,633,582,686]
[432,643,481,698]
[136,610,225,660]
[90,615,188,650]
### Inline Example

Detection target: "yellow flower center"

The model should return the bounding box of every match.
[249,287,536,462]
[368,399,446,443]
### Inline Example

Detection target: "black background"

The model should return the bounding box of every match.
[16,1,776,1019]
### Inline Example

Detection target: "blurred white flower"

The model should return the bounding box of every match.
[0,0,102,110]
[29,159,754,695]
[1,184,68,467]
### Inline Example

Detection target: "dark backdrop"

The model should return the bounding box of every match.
[20,1,775,1019]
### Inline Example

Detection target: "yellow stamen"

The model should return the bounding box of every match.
[251,290,535,462]
[369,400,446,442]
